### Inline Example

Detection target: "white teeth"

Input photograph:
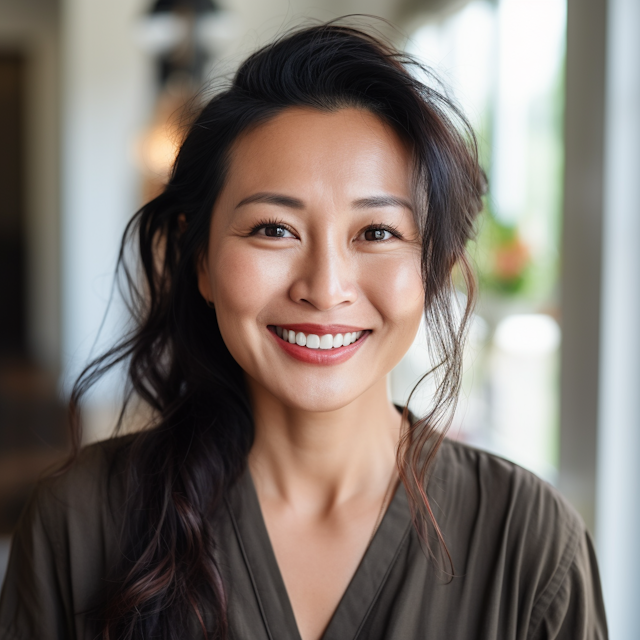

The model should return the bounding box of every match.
[275,327,365,350]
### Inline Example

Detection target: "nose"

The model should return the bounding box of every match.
[288,239,358,311]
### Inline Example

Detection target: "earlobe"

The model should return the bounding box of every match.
[196,257,215,308]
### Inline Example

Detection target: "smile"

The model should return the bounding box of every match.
[268,324,370,365]
[274,326,365,350]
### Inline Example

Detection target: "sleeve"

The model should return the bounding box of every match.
[529,530,608,640]
[0,484,75,640]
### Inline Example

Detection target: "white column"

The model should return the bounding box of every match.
[60,0,152,441]
[596,0,640,637]
[559,0,608,534]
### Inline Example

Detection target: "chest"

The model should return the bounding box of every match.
[218,468,548,640]
[262,504,383,640]
[219,514,537,640]
[221,473,415,640]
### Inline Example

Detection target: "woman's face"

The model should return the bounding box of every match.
[198,107,424,412]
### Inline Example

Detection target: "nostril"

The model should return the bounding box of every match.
[289,275,358,311]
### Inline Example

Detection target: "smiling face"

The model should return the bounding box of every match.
[197,107,425,412]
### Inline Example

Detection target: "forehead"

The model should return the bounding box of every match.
[222,107,413,198]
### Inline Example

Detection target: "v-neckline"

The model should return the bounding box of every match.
[226,468,412,640]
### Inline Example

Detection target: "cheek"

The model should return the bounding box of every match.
[211,246,269,315]
[207,242,288,351]
[364,251,424,347]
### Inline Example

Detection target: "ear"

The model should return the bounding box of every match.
[196,252,213,306]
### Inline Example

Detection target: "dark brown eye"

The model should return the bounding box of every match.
[251,222,295,238]
[263,225,288,237]
[364,228,391,241]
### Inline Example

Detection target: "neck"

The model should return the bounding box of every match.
[247,376,402,512]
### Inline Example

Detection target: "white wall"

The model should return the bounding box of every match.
[221,0,401,55]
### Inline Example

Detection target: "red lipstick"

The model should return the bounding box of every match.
[268,325,369,365]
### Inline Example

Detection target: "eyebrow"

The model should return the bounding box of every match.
[235,192,413,212]
[352,195,413,212]
[235,193,305,209]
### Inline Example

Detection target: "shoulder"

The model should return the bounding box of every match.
[0,434,140,638]
[28,433,138,557]
[36,434,136,519]
[434,437,584,542]
[432,439,590,619]
[396,440,607,636]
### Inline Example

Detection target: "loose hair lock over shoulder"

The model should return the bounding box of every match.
[69,20,486,640]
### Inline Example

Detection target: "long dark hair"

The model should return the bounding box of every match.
[69,20,485,640]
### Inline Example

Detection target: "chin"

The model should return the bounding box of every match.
[270,381,366,414]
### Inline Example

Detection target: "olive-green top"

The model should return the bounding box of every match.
[0,435,607,640]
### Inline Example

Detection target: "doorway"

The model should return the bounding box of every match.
[0,53,26,357]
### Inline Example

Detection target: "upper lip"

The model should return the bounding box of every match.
[270,323,368,334]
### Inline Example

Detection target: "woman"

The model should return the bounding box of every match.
[0,22,606,640]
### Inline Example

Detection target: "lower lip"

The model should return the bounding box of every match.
[269,327,370,365]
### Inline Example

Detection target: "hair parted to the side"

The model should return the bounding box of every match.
[67,18,485,640]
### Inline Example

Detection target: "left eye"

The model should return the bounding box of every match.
[258,225,294,238]
[363,228,394,241]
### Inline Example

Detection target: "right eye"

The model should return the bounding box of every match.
[259,225,294,238]
[249,221,296,238]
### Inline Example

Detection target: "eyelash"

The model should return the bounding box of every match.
[363,223,403,241]
[247,219,403,241]
[247,218,295,237]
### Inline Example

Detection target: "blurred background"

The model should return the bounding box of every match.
[0,0,637,636]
